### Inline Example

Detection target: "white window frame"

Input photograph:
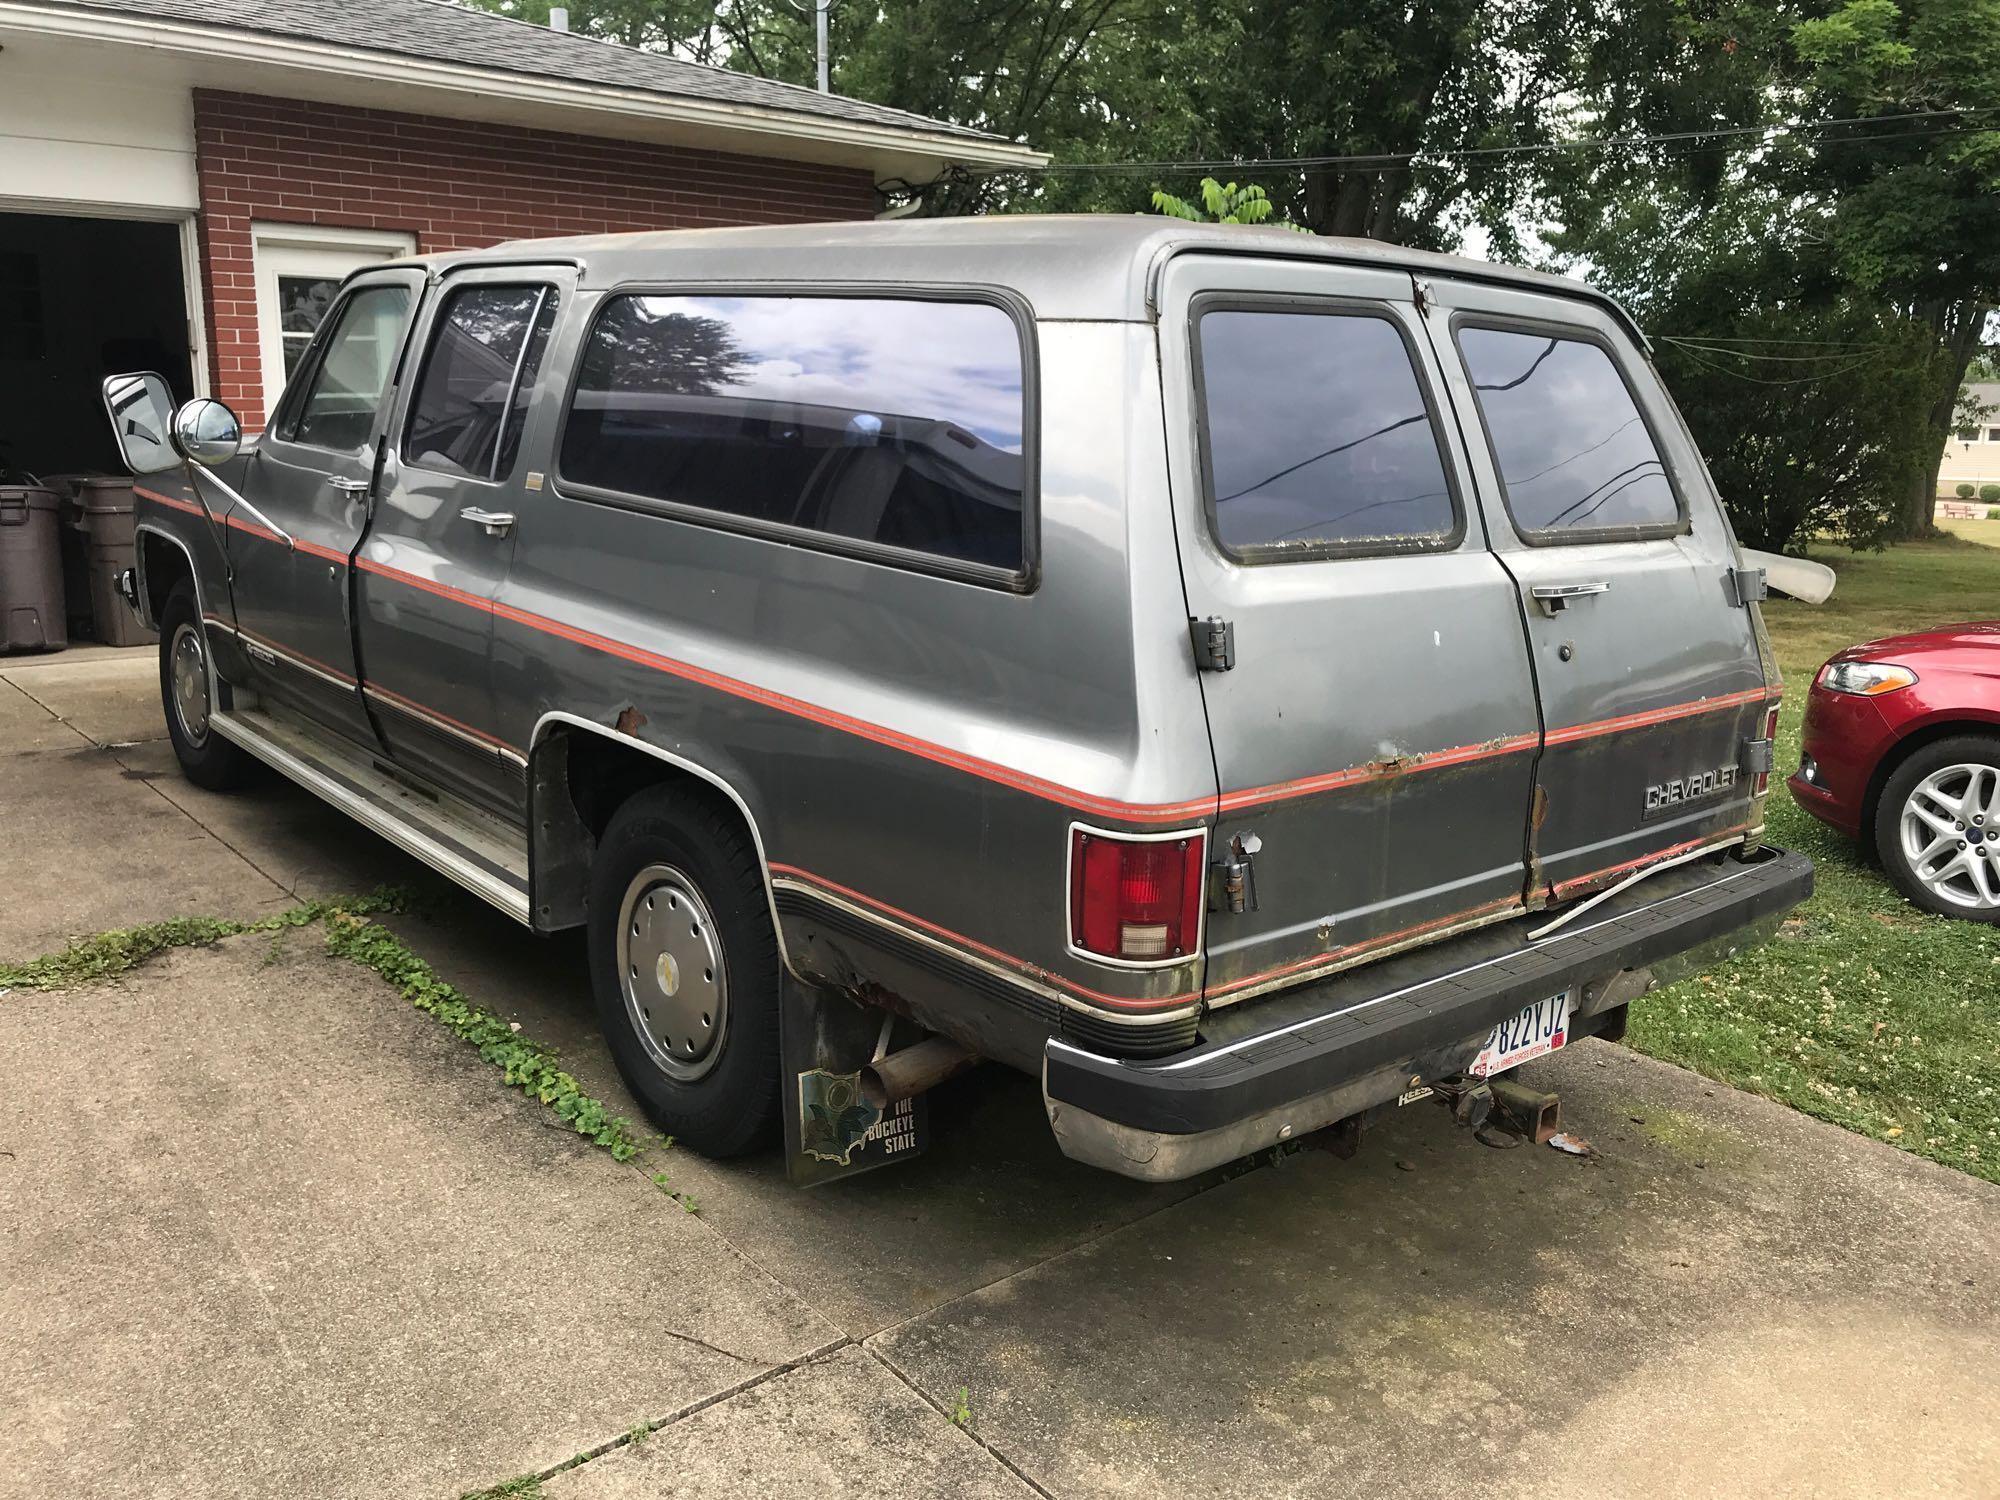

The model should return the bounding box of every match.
[252,223,415,421]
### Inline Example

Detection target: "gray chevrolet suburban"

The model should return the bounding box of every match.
[100,216,1811,1182]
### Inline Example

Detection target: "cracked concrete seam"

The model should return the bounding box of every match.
[509,1337,859,1490]
[511,1338,1051,1499]
[860,1342,1058,1500]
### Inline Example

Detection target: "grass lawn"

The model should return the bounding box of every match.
[1628,537,2000,1183]
[1939,515,2000,549]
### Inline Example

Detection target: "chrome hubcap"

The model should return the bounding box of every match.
[616,864,727,1081]
[1900,763,2000,911]
[169,622,210,746]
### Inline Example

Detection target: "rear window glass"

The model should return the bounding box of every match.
[558,294,1028,574]
[1456,326,1679,536]
[1194,306,1456,556]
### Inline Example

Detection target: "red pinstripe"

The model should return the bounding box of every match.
[1544,688,1767,746]
[230,619,356,687]
[1205,892,1528,1000]
[1217,732,1543,814]
[770,862,1201,1012]
[363,680,518,752]
[136,485,348,563]
[1548,824,1752,900]
[139,488,1773,832]
[162,462,1761,1013]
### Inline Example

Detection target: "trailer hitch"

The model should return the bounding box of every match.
[1428,1075,1562,1146]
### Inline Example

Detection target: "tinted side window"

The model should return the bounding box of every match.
[406,285,557,481]
[1456,326,1679,536]
[1195,306,1457,557]
[290,284,413,451]
[559,294,1027,573]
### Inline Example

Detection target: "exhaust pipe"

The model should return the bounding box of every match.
[859,1036,977,1110]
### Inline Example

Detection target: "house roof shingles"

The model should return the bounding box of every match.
[52,0,1005,145]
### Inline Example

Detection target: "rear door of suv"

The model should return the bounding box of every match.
[1418,279,1773,901]
[1157,254,1543,1005]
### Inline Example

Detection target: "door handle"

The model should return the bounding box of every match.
[327,477,371,497]
[459,506,517,538]
[1530,581,1610,617]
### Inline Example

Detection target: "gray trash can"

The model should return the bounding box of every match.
[38,474,98,640]
[0,485,67,653]
[70,476,156,647]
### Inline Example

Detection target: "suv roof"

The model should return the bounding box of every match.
[415,216,1645,333]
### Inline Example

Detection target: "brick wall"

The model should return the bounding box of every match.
[192,89,879,427]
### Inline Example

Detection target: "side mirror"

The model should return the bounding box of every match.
[100,372,180,475]
[172,398,243,468]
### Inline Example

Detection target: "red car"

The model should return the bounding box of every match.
[1790,621,2000,921]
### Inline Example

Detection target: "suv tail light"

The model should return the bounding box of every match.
[1069,829,1205,964]
[1753,704,1781,796]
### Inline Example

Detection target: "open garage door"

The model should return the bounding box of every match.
[0,212,195,482]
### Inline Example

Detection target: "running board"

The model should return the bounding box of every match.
[210,705,533,924]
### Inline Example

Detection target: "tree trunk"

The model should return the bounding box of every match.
[1328,173,1376,237]
[1365,170,1409,240]
[1903,299,1990,537]
[1304,167,1332,234]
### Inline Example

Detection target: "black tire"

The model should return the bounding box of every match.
[587,785,780,1155]
[158,583,252,792]
[1872,732,2000,924]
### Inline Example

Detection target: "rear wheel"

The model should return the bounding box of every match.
[158,584,252,792]
[587,786,780,1155]
[1874,734,2000,922]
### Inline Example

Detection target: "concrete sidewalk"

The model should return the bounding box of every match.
[4,651,1998,1498]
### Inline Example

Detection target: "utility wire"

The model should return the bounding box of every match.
[1668,344,1897,387]
[945,107,2000,179]
[1651,335,1896,346]
[1656,337,1904,363]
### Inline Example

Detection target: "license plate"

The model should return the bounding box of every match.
[1470,991,1571,1078]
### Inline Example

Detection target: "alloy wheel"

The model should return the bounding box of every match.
[1899,762,2000,912]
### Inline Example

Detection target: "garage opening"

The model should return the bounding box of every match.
[0,210,195,482]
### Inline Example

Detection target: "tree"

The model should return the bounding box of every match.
[1546,127,1947,554]
[476,1,1635,239]
[1786,0,2000,536]
[463,0,1998,545]
[460,0,739,61]
[1653,301,1941,554]
[1541,0,2000,545]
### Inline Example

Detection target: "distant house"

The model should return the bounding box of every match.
[0,0,1042,479]
[1939,381,2000,509]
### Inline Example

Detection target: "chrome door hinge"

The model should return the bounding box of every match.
[1414,278,1434,316]
[1743,737,1775,776]
[1189,616,1235,672]
[1725,565,1768,607]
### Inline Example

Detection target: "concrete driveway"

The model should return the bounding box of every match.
[4,648,1998,1499]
